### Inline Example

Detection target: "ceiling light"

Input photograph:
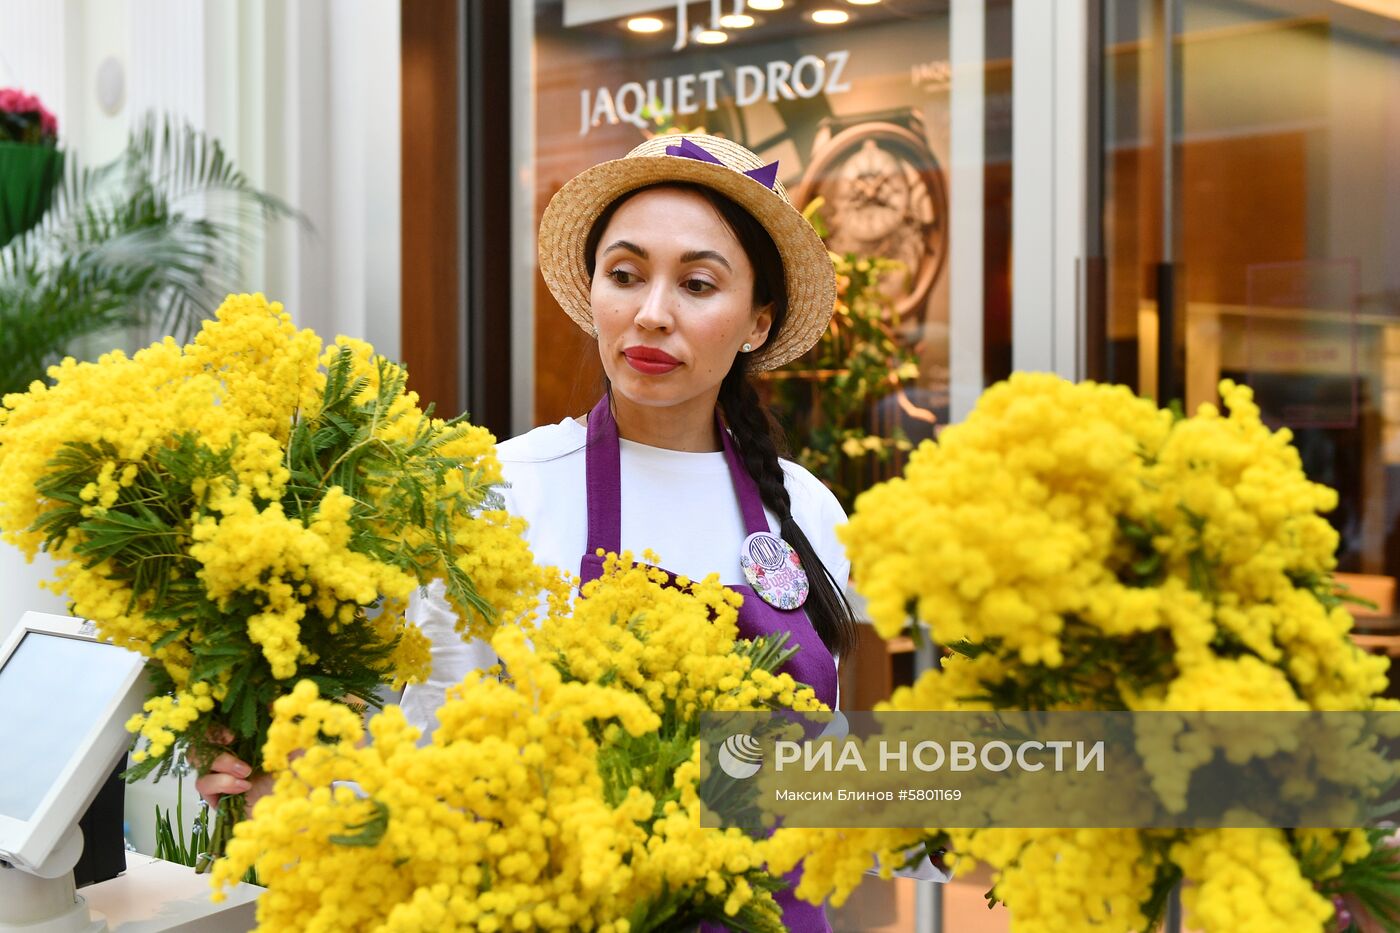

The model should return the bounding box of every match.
[626,16,665,33]
[747,0,784,9]
[810,8,850,24]
[695,28,729,43]
[847,0,882,4]
[720,13,757,27]
[1332,0,1400,19]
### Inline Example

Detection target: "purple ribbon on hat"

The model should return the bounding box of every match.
[665,137,779,190]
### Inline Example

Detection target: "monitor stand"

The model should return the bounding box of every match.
[0,826,106,933]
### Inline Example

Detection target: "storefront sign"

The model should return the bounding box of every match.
[579,50,852,136]
[534,0,957,431]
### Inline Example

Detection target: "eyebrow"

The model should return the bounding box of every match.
[603,239,646,259]
[680,249,732,272]
[601,240,733,273]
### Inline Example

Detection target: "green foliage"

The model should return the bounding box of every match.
[35,346,504,786]
[967,620,1176,711]
[329,799,392,847]
[624,872,788,933]
[286,349,506,625]
[0,114,56,146]
[152,768,258,883]
[0,113,298,395]
[1317,829,1400,931]
[152,768,211,867]
[589,630,797,819]
[1137,849,1184,931]
[766,198,932,511]
[573,631,801,933]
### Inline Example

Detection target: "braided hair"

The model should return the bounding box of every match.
[585,182,857,661]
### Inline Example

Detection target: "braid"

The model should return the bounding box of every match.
[719,364,857,661]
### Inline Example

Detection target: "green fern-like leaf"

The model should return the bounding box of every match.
[0,112,303,395]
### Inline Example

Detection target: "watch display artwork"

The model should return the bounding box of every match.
[795,115,949,321]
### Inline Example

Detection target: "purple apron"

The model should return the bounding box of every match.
[580,396,837,932]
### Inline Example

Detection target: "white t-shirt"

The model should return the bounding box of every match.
[395,417,949,885]
[399,417,850,735]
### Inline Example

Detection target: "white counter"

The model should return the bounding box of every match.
[82,856,260,933]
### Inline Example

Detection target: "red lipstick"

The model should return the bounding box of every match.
[623,346,681,375]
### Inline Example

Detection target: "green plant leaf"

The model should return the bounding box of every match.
[0,112,303,395]
[329,798,391,847]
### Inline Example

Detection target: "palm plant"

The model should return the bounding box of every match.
[0,113,299,395]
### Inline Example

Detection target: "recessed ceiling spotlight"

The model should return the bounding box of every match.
[626,16,665,33]
[810,8,851,24]
[1332,0,1400,20]
[747,0,784,10]
[847,0,882,5]
[695,28,729,43]
[720,13,757,27]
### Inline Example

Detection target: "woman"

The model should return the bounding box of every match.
[404,133,856,727]
[200,134,935,927]
[409,136,858,931]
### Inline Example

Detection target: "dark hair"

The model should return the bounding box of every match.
[585,182,857,662]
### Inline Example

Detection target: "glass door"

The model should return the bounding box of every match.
[515,0,1015,443]
[1097,0,1400,578]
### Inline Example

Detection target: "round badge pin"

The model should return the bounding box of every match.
[740,531,809,610]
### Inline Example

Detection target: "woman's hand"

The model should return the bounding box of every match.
[194,751,273,812]
[191,725,274,813]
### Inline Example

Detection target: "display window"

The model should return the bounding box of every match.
[1098,0,1400,584]
[520,0,1013,502]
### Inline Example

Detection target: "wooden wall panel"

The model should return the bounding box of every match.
[1180,132,1308,307]
[401,0,461,417]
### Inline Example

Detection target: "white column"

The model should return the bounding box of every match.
[230,0,269,286]
[0,0,89,637]
[1053,0,1088,379]
[1012,0,1087,380]
[257,0,401,356]
[270,0,332,336]
[360,0,402,364]
[949,0,985,422]
[511,0,537,433]
[330,4,368,345]
[1,0,404,357]
[75,0,127,162]
[1012,0,1056,374]
[203,0,240,152]
[128,0,205,127]
[124,0,210,347]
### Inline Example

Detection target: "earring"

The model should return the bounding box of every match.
[591,324,599,338]
[741,342,753,353]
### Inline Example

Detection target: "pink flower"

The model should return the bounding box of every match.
[0,88,37,111]
[0,87,59,140]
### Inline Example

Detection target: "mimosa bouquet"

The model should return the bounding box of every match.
[0,294,545,865]
[212,553,824,932]
[763,374,1400,932]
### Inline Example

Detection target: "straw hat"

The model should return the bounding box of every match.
[537,133,836,372]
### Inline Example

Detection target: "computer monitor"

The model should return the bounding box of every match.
[0,612,147,874]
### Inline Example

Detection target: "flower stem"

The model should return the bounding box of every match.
[194,793,246,874]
